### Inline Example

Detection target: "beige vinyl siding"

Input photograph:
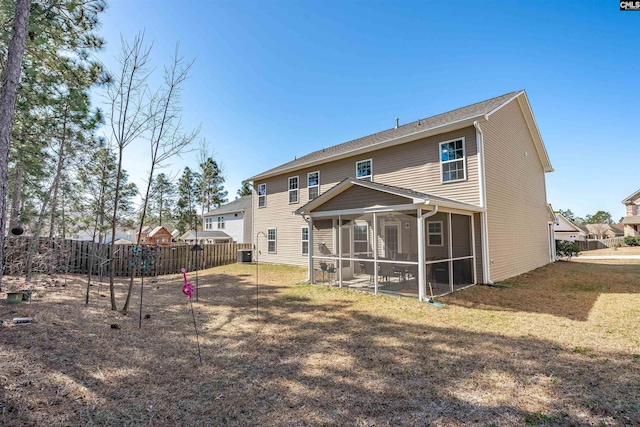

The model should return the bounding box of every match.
[314,186,410,212]
[252,126,481,267]
[481,97,551,282]
[253,176,310,266]
[243,201,253,244]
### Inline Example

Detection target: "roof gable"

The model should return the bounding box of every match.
[623,189,640,204]
[203,196,251,217]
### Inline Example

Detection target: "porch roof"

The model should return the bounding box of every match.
[294,177,484,216]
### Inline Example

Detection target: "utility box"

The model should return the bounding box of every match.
[237,249,252,263]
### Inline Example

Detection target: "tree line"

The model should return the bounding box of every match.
[0,0,251,311]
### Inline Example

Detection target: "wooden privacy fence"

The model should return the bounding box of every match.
[574,237,625,251]
[3,237,252,277]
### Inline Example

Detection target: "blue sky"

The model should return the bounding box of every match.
[95,0,639,221]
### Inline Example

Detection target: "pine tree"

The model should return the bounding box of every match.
[237,181,252,198]
[176,167,201,234]
[148,173,176,227]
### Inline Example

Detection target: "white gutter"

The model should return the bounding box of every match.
[474,119,493,285]
[417,205,439,301]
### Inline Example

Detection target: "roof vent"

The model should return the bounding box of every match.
[395,118,399,129]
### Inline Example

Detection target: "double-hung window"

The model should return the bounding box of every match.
[267,228,277,253]
[217,217,224,229]
[427,221,443,246]
[204,217,214,230]
[440,138,466,182]
[301,227,309,255]
[353,224,369,254]
[258,183,267,208]
[356,159,372,181]
[288,176,299,204]
[308,171,319,200]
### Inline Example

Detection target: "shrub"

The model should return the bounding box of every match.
[624,236,640,246]
[556,240,581,260]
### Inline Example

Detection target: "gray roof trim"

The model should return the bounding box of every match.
[248,91,523,182]
[294,177,483,216]
[622,189,640,204]
[202,196,252,217]
[180,230,232,240]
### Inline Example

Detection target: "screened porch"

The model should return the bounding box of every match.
[309,209,477,299]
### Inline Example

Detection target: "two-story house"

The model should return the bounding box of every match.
[554,212,588,241]
[622,189,640,237]
[247,90,554,300]
[201,196,252,243]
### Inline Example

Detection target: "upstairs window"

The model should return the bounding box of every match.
[258,183,267,208]
[288,176,299,204]
[301,227,309,254]
[308,171,319,200]
[440,138,466,182]
[204,217,214,230]
[356,159,372,181]
[217,217,225,229]
[267,228,277,253]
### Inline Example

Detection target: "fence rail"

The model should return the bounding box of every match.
[574,236,626,251]
[3,237,251,277]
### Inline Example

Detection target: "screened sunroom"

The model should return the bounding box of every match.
[296,178,484,300]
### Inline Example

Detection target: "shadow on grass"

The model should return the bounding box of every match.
[1,263,639,426]
[440,261,640,321]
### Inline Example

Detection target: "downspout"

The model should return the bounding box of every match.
[474,119,493,285]
[418,205,439,301]
[303,215,313,283]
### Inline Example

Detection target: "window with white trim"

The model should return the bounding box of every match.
[217,217,225,229]
[258,183,266,208]
[356,159,372,181]
[204,217,214,230]
[288,176,299,204]
[440,138,466,182]
[301,227,309,255]
[354,224,369,254]
[427,221,443,246]
[308,171,319,200]
[267,228,277,253]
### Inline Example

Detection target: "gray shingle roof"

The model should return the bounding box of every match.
[203,196,251,217]
[249,90,522,181]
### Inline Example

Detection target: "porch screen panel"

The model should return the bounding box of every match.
[451,214,472,258]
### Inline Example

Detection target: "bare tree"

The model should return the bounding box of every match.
[105,34,152,310]
[121,46,199,313]
[0,0,31,287]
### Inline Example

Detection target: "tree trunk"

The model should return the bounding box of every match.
[9,163,23,229]
[0,0,32,286]
[49,108,67,239]
[108,146,124,310]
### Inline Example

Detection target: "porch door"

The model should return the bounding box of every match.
[385,225,399,259]
[341,225,353,279]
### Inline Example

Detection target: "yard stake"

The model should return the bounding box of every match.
[181,268,202,366]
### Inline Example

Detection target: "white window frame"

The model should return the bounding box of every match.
[301,226,309,255]
[308,171,320,200]
[217,216,225,229]
[439,137,466,183]
[355,159,373,182]
[267,228,277,254]
[258,183,266,208]
[288,176,299,204]
[353,223,369,255]
[427,221,444,247]
[204,217,214,230]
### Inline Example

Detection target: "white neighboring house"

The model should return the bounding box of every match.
[202,196,252,244]
[553,212,587,241]
[74,226,136,243]
[179,230,233,244]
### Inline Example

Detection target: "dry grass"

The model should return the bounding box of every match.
[579,246,640,256]
[1,261,639,426]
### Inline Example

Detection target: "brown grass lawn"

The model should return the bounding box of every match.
[1,261,639,426]
[577,246,640,257]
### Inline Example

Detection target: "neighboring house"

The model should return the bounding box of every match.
[202,196,252,243]
[622,189,640,237]
[179,230,233,244]
[554,212,587,241]
[135,226,152,244]
[585,223,624,240]
[171,229,181,241]
[73,226,135,243]
[136,226,173,246]
[247,90,554,300]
